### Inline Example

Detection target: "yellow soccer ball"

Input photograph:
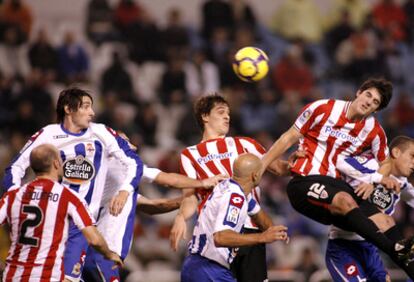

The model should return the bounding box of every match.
[232,47,269,82]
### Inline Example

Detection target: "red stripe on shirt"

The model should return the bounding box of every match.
[216,138,232,176]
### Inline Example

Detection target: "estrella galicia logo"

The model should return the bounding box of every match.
[369,185,394,210]
[63,155,95,184]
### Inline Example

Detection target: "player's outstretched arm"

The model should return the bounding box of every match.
[82,226,124,268]
[213,225,289,248]
[137,195,182,215]
[155,172,226,189]
[170,192,198,251]
[261,126,302,173]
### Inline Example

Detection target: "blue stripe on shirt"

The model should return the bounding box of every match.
[85,141,102,204]
[345,157,376,174]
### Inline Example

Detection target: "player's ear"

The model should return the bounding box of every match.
[391,147,400,159]
[64,105,71,115]
[201,113,209,124]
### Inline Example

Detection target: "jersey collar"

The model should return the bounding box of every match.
[60,123,88,136]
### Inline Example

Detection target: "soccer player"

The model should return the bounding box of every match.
[170,94,289,282]
[2,88,143,281]
[83,132,225,281]
[0,144,123,281]
[181,153,289,282]
[325,136,414,281]
[260,78,414,275]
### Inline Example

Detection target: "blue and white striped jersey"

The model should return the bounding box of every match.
[2,123,143,219]
[329,154,414,240]
[188,179,260,268]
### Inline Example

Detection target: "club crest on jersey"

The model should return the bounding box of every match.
[63,155,95,184]
[86,143,95,155]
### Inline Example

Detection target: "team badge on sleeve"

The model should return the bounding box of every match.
[223,193,244,227]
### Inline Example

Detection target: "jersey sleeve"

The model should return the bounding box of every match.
[371,122,389,163]
[142,165,161,183]
[66,188,95,229]
[336,155,383,185]
[293,99,329,134]
[214,191,246,233]
[0,192,9,225]
[180,149,197,178]
[401,182,414,208]
[101,126,143,193]
[246,193,261,216]
[2,129,46,191]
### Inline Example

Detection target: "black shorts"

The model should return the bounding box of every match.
[287,175,380,226]
[230,228,267,282]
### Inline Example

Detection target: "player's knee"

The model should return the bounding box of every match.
[331,192,358,215]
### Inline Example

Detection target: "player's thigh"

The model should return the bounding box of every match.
[63,222,89,281]
[287,175,355,225]
[231,242,267,282]
[326,239,368,282]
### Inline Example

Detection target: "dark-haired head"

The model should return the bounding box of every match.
[194,94,229,131]
[56,88,93,123]
[358,78,392,111]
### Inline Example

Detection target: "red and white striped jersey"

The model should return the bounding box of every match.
[180,136,265,229]
[291,99,389,178]
[0,178,94,282]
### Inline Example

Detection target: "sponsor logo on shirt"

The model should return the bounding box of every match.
[345,263,358,276]
[53,134,69,139]
[369,185,394,210]
[63,155,95,184]
[324,126,359,145]
[197,152,233,164]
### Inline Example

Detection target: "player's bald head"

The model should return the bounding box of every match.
[30,144,60,174]
[233,153,262,179]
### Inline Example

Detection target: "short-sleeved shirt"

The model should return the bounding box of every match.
[0,178,94,281]
[292,99,388,178]
[188,179,260,268]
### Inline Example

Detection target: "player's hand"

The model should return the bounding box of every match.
[109,191,129,216]
[200,174,227,189]
[355,183,375,200]
[380,176,401,193]
[260,225,289,244]
[288,149,306,168]
[106,252,124,269]
[170,214,187,251]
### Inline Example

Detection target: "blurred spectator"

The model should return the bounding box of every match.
[206,27,231,69]
[403,0,414,45]
[380,32,404,83]
[334,27,384,81]
[239,89,277,135]
[17,70,54,127]
[135,102,158,147]
[272,44,315,100]
[28,28,58,81]
[185,49,219,99]
[127,10,164,63]
[159,57,188,105]
[0,72,14,130]
[324,10,355,59]
[85,0,115,45]
[101,51,135,104]
[0,26,30,78]
[57,31,90,83]
[233,25,256,50]
[162,8,190,59]
[230,0,256,29]
[372,0,407,42]
[10,98,39,137]
[271,0,323,43]
[202,0,234,40]
[274,91,304,137]
[294,247,320,282]
[325,0,369,30]
[393,92,414,134]
[0,0,32,42]
[114,0,143,32]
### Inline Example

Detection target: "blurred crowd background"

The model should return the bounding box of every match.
[1,0,414,281]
